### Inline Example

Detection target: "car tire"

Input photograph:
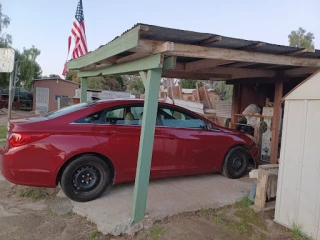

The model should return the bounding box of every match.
[60,154,110,202]
[222,146,249,179]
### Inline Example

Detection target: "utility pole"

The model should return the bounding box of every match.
[8,60,18,119]
[7,71,14,119]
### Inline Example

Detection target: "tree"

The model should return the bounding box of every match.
[0,5,42,88]
[66,70,125,91]
[86,76,125,91]
[33,62,42,79]
[41,74,60,78]
[0,3,12,47]
[0,48,42,88]
[212,81,233,101]
[112,75,126,91]
[162,78,179,89]
[0,4,12,87]
[127,76,145,94]
[66,70,80,83]
[288,27,315,50]
[87,76,105,89]
[103,75,125,91]
[49,74,60,78]
[15,46,42,88]
[180,79,203,89]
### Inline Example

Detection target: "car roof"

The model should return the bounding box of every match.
[94,98,200,114]
[95,98,175,106]
[96,98,144,104]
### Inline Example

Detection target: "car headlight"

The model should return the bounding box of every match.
[245,134,257,144]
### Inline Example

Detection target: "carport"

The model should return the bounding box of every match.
[67,24,320,223]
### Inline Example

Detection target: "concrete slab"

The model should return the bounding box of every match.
[66,173,253,236]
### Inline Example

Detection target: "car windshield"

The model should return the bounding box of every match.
[43,102,95,119]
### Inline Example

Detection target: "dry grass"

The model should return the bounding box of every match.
[291,223,312,240]
[18,187,50,200]
[89,229,101,239]
[0,125,7,139]
[149,226,166,240]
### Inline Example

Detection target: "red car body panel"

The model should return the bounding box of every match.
[0,99,258,188]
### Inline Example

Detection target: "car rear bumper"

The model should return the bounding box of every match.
[0,146,61,188]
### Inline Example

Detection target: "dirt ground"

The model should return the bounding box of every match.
[121,203,297,240]
[0,176,301,240]
[0,178,102,240]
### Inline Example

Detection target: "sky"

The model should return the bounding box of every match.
[2,0,319,77]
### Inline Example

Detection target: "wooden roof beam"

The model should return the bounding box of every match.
[185,59,234,71]
[162,70,230,80]
[259,49,317,69]
[217,42,266,68]
[200,66,276,78]
[68,26,142,69]
[225,77,291,85]
[260,49,317,70]
[175,63,277,78]
[82,56,118,70]
[116,52,150,64]
[137,40,320,68]
[78,54,164,77]
[224,62,258,68]
[287,48,315,56]
[285,67,319,77]
[132,41,174,54]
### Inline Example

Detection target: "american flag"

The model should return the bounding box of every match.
[62,0,88,76]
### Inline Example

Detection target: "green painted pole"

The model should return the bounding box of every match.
[132,68,162,223]
[80,77,88,103]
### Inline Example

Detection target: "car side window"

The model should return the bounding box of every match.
[104,106,144,125]
[158,107,206,129]
[74,110,103,124]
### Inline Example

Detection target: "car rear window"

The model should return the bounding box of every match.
[43,102,96,119]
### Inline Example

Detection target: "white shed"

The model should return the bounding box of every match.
[275,70,320,239]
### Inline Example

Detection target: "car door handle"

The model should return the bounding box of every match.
[167,134,178,139]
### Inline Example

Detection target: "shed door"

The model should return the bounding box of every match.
[35,87,49,113]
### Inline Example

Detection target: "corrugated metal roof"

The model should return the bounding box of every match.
[93,24,319,73]
[84,24,319,75]
[137,24,320,58]
[103,24,320,61]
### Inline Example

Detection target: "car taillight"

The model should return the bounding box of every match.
[8,133,50,147]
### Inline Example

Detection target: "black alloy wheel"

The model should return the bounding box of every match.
[60,155,110,202]
[222,146,249,179]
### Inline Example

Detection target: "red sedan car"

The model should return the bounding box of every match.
[0,99,258,202]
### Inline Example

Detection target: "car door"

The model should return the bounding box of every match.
[94,103,164,179]
[158,105,220,174]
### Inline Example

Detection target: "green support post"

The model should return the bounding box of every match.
[132,68,162,223]
[80,77,88,103]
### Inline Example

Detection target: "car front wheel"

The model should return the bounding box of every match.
[222,146,249,179]
[60,154,110,202]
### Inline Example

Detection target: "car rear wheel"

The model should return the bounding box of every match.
[222,146,249,179]
[60,155,110,202]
